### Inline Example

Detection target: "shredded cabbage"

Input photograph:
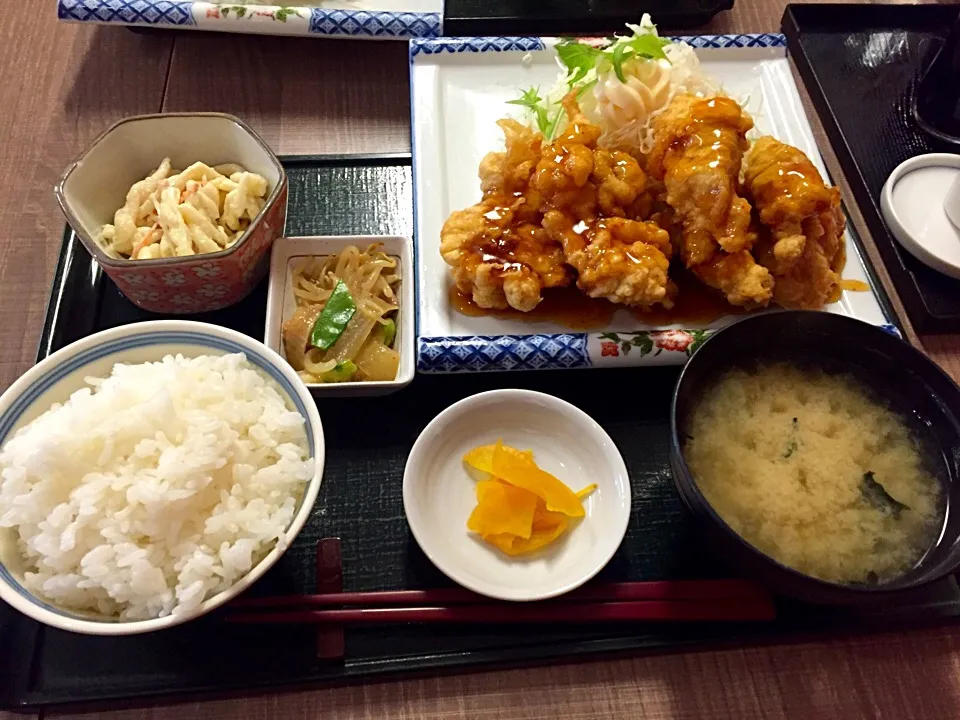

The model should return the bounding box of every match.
[510,15,720,155]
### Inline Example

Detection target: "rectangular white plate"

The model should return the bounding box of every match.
[58,0,441,39]
[409,34,898,373]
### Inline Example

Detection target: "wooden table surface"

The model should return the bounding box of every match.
[2,0,960,718]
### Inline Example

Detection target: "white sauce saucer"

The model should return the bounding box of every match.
[880,153,960,280]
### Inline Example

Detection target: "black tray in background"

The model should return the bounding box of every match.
[442,0,734,36]
[4,154,960,713]
[783,4,960,334]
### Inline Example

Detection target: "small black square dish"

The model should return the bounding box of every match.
[914,12,960,149]
[783,3,960,333]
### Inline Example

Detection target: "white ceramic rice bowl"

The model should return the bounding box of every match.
[0,320,324,635]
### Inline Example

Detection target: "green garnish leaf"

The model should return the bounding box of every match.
[507,87,551,136]
[608,33,670,83]
[783,417,799,459]
[308,280,357,351]
[611,42,630,83]
[543,105,565,140]
[555,40,603,86]
[524,80,595,141]
[783,440,797,459]
[514,27,668,140]
[861,471,910,519]
[577,79,598,97]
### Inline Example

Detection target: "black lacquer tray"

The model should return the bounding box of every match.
[2,154,960,713]
[442,0,734,36]
[783,3,960,334]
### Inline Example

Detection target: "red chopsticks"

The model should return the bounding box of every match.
[226,599,773,625]
[231,579,771,608]
[225,579,776,625]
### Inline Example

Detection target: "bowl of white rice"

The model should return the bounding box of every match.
[0,320,323,635]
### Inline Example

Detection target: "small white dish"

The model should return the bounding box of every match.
[881,153,960,280]
[946,174,960,231]
[403,389,631,601]
[265,235,414,397]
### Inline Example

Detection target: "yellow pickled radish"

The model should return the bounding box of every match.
[576,483,598,500]
[483,516,569,556]
[463,443,533,474]
[467,480,537,539]
[531,498,567,530]
[491,440,584,518]
[464,440,592,557]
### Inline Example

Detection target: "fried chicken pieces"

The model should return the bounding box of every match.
[536,95,673,309]
[649,96,755,258]
[440,119,571,312]
[440,93,846,315]
[648,95,773,308]
[441,95,674,312]
[743,136,845,309]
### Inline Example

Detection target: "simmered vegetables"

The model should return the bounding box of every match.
[281,244,400,384]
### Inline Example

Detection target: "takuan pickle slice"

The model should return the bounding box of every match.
[467,479,538,539]
[490,440,585,517]
[463,440,596,557]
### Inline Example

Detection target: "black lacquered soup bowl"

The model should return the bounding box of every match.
[670,311,960,604]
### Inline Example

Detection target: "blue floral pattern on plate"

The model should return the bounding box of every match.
[408,33,786,58]
[410,36,546,57]
[309,8,439,37]
[59,0,196,26]
[58,0,441,38]
[418,334,590,373]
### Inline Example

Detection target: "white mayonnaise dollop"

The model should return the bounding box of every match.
[593,58,673,130]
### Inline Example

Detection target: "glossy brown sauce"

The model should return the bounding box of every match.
[747,139,832,212]
[754,163,824,209]
[825,278,868,305]
[474,220,539,272]
[450,268,744,331]
[840,278,870,293]
[777,167,817,201]
[459,196,573,290]
[667,98,745,174]
[450,284,615,331]
[635,270,748,325]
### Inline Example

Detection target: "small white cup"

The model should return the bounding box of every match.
[947,174,960,231]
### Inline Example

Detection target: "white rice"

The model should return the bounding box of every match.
[0,353,313,621]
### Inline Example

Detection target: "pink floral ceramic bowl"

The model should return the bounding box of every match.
[55,113,287,314]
